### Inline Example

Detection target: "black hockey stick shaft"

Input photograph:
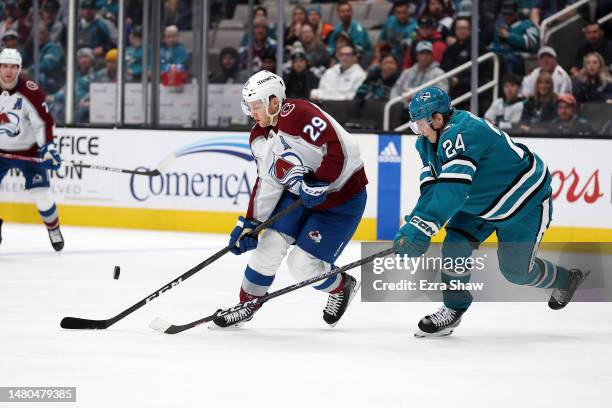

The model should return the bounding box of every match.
[154,247,395,334]
[0,152,159,176]
[60,199,304,330]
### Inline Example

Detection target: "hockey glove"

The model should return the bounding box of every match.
[40,143,62,170]
[228,216,261,255]
[299,172,329,208]
[393,215,440,257]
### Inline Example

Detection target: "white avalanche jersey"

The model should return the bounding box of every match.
[246,98,368,221]
[0,78,55,156]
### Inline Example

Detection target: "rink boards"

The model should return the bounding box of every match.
[0,128,610,242]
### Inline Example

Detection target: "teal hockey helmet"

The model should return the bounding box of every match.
[408,86,452,122]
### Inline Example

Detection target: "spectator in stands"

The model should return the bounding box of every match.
[485,73,524,129]
[42,0,66,47]
[420,0,454,40]
[239,16,278,72]
[298,24,330,73]
[1,30,19,50]
[283,47,319,99]
[0,1,19,43]
[571,21,612,77]
[307,5,333,44]
[327,1,373,58]
[441,17,485,98]
[521,46,572,97]
[310,44,366,101]
[573,51,612,103]
[210,47,247,84]
[92,48,118,83]
[160,25,189,74]
[24,24,64,95]
[520,71,557,131]
[403,16,447,69]
[329,32,354,66]
[126,26,147,82]
[77,0,114,64]
[285,5,307,47]
[356,54,400,105]
[261,49,277,73]
[548,93,595,135]
[491,0,539,75]
[368,43,393,74]
[47,48,96,122]
[76,49,118,123]
[240,7,276,48]
[378,1,418,61]
[392,41,448,104]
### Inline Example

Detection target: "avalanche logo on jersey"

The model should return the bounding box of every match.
[0,111,21,138]
[269,151,312,189]
[280,103,295,117]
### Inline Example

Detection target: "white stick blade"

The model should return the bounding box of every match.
[149,317,172,333]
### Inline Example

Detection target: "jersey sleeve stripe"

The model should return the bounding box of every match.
[442,159,477,172]
[436,177,472,185]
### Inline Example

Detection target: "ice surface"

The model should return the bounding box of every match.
[0,223,610,408]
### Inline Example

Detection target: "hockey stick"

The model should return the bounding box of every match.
[60,199,304,330]
[150,247,395,334]
[0,152,170,177]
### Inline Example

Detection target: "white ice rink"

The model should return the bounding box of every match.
[1,223,611,408]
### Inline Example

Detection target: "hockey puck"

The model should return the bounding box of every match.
[113,266,121,280]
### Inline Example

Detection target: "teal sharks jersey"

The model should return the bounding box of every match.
[411,109,551,227]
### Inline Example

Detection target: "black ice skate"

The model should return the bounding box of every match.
[208,306,258,329]
[548,269,590,310]
[0,218,3,245]
[48,227,64,252]
[415,306,466,337]
[323,273,361,327]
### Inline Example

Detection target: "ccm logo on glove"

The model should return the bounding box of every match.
[409,216,439,237]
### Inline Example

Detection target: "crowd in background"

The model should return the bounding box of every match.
[1,0,611,134]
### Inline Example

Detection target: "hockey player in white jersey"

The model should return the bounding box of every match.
[0,48,64,251]
[210,71,368,329]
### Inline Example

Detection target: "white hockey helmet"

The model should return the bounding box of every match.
[241,70,286,115]
[0,48,22,69]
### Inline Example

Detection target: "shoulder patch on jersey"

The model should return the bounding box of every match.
[26,80,38,91]
[280,103,296,117]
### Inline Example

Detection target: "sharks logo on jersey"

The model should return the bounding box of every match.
[0,111,21,138]
[269,151,312,189]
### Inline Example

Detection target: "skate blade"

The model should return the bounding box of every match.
[207,317,252,330]
[328,279,361,328]
[414,328,455,338]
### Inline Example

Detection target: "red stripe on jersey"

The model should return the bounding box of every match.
[317,167,368,210]
[314,137,344,183]
[249,124,268,145]
[0,145,39,157]
[15,79,55,144]
[246,178,260,220]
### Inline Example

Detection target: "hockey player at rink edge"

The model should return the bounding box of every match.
[210,70,368,329]
[0,48,64,251]
[393,86,589,337]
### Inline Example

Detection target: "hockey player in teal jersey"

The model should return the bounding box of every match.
[393,86,589,337]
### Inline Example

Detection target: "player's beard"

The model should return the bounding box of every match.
[0,75,18,90]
